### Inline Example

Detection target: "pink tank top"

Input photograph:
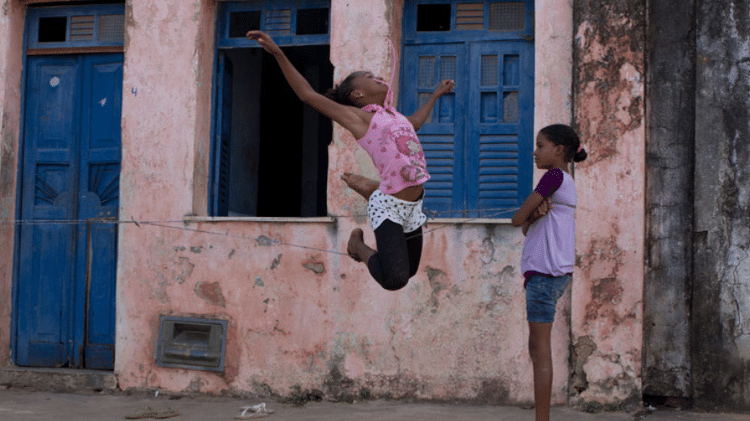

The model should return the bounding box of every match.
[357,104,430,194]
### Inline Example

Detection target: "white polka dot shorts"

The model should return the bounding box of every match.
[367,189,427,233]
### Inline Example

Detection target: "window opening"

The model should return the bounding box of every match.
[38,17,67,43]
[296,8,329,35]
[403,0,534,218]
[217,46,333,217]
[229,11,261,38]
[417,4,451,31]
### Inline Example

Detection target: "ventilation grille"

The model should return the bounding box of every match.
[157,316,228,372]
[456,3,484,30]
[489,2,525,31]
[70,15,95,41]
[98,14,125,43]
[265,9,292,35]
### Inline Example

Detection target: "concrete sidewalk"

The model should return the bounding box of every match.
[1,388,750,421]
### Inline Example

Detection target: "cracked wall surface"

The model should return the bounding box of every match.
[693,0,750,411]
[0,0,578,404]
[0,0,23,367]
[643,0,695,399]
[571,0,645,405]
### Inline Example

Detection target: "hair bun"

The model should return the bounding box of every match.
[574,148,588,163]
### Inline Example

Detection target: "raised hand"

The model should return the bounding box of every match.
[433,79,456,98]
[246,30,283,57]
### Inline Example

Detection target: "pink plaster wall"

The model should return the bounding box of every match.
[117,0,216,377]
[571,14,645,404]
[0,0,626,406]
[113,0,559,403]
[0,0,25,366]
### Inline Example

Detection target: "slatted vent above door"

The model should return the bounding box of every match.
[265,9,292,35]
[219,0,331,48]
[70,16,95,41]
[27,4,125,51]
[456,3,484,30]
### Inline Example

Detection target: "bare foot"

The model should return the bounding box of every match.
[347,228,375,263]
[341,173,379,200]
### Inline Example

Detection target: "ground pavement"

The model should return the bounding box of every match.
[1,388,750,421]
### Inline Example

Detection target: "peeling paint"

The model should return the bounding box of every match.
[172,256,194,284]
[303,260,325,274]
[194,282,225,307]
[571,335,597,393]
[270,254,282,270]
[256,236,272,247]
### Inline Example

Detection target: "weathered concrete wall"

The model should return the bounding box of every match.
[0,0,25,367]
[571,0,645,405]
[693,0,750,411]
[643,0,695,399]
[112,0,575,404]
[0,0,584,405]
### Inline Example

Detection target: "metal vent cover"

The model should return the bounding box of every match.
[157,316,228,372]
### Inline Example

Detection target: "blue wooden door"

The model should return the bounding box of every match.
[16,54,122,369]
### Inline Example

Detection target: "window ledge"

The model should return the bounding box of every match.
[183,216,336,224]
[184,216,513,225]
[427,218,513,225]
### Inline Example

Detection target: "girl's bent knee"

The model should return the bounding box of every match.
[382,275,409,291]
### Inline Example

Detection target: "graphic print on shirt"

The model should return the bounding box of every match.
[393,126,428,184]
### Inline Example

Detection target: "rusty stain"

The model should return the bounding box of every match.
[194,281,226,307]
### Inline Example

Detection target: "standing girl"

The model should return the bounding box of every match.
[511,124,587,421]
[246,31,454,291]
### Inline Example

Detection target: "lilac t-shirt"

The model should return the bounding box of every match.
[521,168,577,279]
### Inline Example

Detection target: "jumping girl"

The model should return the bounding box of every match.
[247,31,454,291]
[511,124,587,421]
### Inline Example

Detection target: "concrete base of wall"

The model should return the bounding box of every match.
[0,367,117,392]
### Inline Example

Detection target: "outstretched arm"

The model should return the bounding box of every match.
[246,31,369,138]
[406,79,455,131]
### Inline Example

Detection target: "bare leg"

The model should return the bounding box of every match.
[529,322,553,421]
[347,228,376,263]
[341,173,379,200]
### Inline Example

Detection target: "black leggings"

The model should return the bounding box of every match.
[367,219,423,291]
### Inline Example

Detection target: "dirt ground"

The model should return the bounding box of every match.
[1,388,750,421]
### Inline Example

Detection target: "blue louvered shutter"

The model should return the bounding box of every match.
[401,40,532,218]
[468,41,533,218]
[402,43,468,217]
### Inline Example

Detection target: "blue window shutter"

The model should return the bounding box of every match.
[401,40,533,219]
[469,41,533,218]
[402,43,468,218]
